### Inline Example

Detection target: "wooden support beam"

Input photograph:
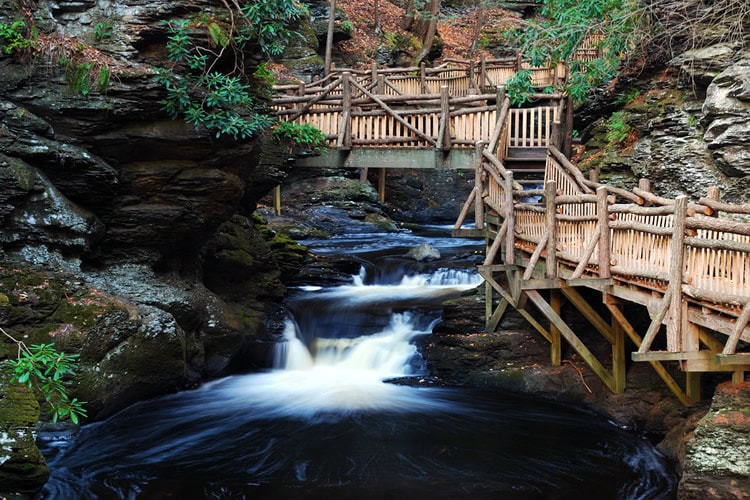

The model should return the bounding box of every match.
[612,311,626,394]
[722,299,750,355]
[632,351,712,361]
[638,287,673,353]
[550,290,562,366]
[560,286,615,344]
[378,167,386,202]
[487,297,509,332]
[483,218,508,266]
[686,372,701,404]
[520,279,560,290]
[273,185,281,215]
[605,300,692,406]
[525,290,617,392]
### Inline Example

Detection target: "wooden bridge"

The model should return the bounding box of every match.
[272,54,750,404]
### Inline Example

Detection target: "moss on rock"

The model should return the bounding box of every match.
[0,371,49,496]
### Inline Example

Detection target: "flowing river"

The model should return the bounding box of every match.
[39,226,678,499]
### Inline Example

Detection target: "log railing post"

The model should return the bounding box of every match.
[706,186,720,218]
[667,195,688,352]
[439,85,451,150]
[420,62,427,93]
[638,178,651,205]
[515,52,523,72]
[338,72,353,149]
[597,186,611,279]
[496,86,504,114]
[371,62,378,91]
[545,180,557,279]
[296,82,306,113]
[505,172,515,265]
[475,141,485,230]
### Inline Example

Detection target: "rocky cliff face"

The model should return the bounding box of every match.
[0,1,307,491]
[579,2,750,203]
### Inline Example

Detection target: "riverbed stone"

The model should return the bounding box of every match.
[405,243,441,262]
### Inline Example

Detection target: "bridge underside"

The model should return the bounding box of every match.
[292,148,477,170]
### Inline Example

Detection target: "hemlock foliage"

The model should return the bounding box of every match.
[504,0,647,104]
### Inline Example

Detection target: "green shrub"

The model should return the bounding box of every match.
[273,121,328,153]
[3,334,87,424]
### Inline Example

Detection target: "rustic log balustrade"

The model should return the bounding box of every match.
[456,135,750,404]
[271,54,750,404]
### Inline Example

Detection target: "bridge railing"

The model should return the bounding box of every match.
[274,72,564,149]
[273,56,566,100]
[468,143,750,357]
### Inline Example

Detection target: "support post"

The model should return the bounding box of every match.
[371,62,378,91]
[686,372,701,404]
[420,62,427,93]
[612,307,626,393]
[273,185,281,216]
[550,290,562,366]
[378,168,386,202]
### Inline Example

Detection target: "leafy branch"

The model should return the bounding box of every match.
[155,0,309,140]
[2,327,87,424]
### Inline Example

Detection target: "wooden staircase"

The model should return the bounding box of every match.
[504,146,546,191]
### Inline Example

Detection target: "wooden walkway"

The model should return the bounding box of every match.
[272,54,750,404]
[453,111,750,404]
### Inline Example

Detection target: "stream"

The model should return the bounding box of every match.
[38,226,678,499]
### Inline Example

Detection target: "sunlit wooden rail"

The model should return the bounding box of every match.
[454,128,750,404]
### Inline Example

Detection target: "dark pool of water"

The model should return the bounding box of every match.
[38,228,678,499]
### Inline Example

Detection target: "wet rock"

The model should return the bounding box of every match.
[405,242,441,262]
[0,156,104,269]
[702,59,750,177]
[0,372,49,497]
[679,382,750,499]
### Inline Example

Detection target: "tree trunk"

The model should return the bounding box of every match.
[325,0,336,76]
[469,0,485,58]
[413,0,440,66]
[401,0,415,31]
[374,0,381,34]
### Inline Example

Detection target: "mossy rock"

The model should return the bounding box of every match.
[0,371,49,496]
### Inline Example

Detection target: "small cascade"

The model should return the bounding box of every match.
[39,228,678,499]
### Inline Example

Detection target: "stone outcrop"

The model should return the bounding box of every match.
[679,382,750,499]
[0,371,49,496]
[0,0,305,491]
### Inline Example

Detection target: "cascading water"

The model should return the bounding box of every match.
[38,228,678,499]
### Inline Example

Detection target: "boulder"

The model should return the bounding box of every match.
[406,243,441,262]
[0,372,49,497]
[678,382,750,499]
[702,60,750,177]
